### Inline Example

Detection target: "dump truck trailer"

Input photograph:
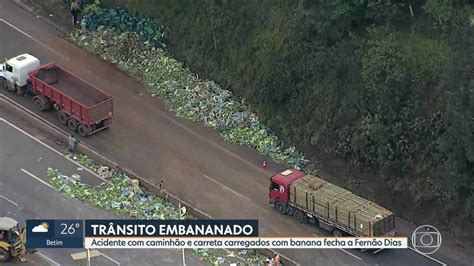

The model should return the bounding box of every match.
[269,169,396,237]
[1,54,113,136]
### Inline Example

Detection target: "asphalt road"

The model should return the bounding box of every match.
[0,117,206,266]
[0,1,471,265]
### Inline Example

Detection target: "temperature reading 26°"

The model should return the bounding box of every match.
[60,222,81,235]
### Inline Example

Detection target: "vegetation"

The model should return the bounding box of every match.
[96,0,473,234]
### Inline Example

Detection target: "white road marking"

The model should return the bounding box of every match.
[372,248,384,254]
[203,174,252,202]
[0,194,19,206]
[36,252,60,266]
[99,251,121,265]
[0,117,106,182]
[0,18,65,58]
[338,249,364,262]
[408,246,447,266]
[21,168,55,190]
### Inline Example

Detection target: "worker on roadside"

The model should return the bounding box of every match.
[273,254,281,266]
[265,256,274,266]
[262,160,267,171]
[68,135,78,152]
[70,0,81,28]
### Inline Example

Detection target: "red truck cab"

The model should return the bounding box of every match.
[269,169,305,207]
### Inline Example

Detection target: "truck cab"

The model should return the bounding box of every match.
[0,54,40,94]
[269,169,305,212]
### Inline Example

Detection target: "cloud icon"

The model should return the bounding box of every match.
[32,223,48,233]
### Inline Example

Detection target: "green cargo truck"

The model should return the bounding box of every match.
[269,169,396,238]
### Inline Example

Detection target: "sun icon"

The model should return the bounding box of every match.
[42,223,49,229]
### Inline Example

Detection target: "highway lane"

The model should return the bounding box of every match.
[0,2,441,265]
[0,5,360,265]
[0,117,206,266]
[0,1,466,265]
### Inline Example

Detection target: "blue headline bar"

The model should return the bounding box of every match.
[85,219,258,237]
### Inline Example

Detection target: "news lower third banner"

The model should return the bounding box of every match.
[26,219,408,249]
[85,237,408,249]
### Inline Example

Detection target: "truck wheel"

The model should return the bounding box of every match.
[33,96,45,111]
[32,95,51,111]
[77,124,90,137]
[294,210,307,224]
[0,248,11,262]
[275,200,287,214]
[57,111,69,125]
[332,229,343,237]
[67,118,78,131]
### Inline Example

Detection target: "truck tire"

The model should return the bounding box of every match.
[33,96,45,111]
[67,118,78,131]
[0,248,11,262]
[274,199,287,214]
[332,229,343,237]
[32,95,51,111]
[77,123,91,137]
[294,210,307,224]
[57,111,69,125]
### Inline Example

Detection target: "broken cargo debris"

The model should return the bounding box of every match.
[46,167,188,220]
[46,154,268,264]
[82,7,165,46]
[66,27,309,169]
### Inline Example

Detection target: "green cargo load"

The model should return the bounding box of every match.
[289,174,395,237]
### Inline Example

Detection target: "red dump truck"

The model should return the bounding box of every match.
[269,169,396,237]
[1,54,113,137]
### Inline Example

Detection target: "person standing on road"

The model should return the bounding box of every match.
[68,135,77,152]
[70,0,81,28]
[273,254,281,266]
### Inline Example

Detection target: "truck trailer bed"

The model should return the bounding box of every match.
[289,174,395,236]
[36,67,109,107]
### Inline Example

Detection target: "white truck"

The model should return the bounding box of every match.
[0,54,40,95]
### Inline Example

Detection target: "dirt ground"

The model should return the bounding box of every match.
[19,0,79,32]
[16,0,474,247]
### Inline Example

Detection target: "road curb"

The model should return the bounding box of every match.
[0,93,300,266]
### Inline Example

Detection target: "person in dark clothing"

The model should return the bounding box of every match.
[70,1,81,28]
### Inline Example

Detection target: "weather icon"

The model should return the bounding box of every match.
[32,222,49,233]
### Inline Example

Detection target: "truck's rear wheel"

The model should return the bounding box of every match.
[32,95,51,111]
[0,248,11,262]
[332,229,343,237]
[294,210,307,223]
[77,123,91,137]
[57,111,68,125]
[67,118,78,131]
[33,96,45,111]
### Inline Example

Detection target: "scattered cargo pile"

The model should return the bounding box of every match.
[46,166,188,220]
[48,154,267,265]
[81,7,166,46]
[67,27,308,169]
